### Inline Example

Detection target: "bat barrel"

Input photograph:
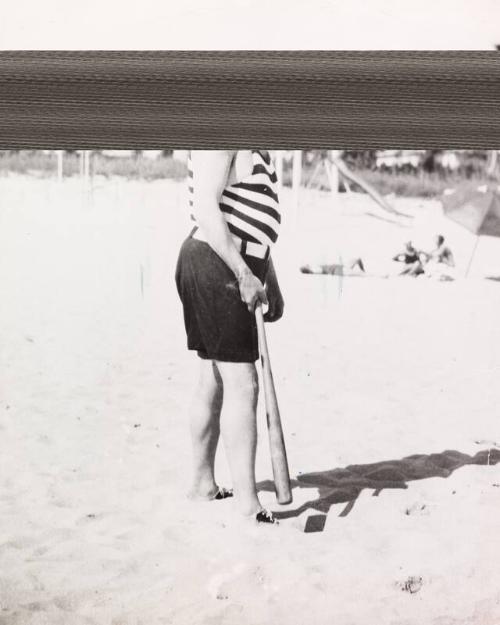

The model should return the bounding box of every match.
[255,304,293,505]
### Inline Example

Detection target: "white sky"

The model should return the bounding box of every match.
[0,0,499,50]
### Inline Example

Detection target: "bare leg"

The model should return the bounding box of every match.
[350,257,365,272]
[407,261,424,276]
[188,359,223,499]
[398,264,412,275]
[216,361,262,516]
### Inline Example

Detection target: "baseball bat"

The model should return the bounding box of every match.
[255,303,293,504]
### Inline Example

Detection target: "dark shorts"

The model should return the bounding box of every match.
[175,235,269,363]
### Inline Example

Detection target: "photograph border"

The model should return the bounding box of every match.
[2,46,500,625]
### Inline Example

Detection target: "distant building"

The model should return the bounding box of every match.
[375,150,425,170]
[437,152,460,171]
[101,150,135,158]
[375,150,461,172]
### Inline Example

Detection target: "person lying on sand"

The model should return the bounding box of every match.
[421,235,456,280]
[175,150,283,526]
[300,257,366,276]
[392,241,425,276]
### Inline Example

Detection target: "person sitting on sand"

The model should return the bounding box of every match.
[300,257,366,276]
[421,234,455,280]
[392,241,425,276]
[175,150,284,526]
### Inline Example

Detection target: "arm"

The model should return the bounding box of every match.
[191,150,267,312]
[263,256,284,322]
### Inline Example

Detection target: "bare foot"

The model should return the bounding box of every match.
[187,485,233,501]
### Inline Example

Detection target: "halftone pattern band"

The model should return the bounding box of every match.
[0,51,499,149]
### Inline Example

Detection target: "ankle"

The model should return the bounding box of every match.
[235,497,263,517]
[190,475,217,499]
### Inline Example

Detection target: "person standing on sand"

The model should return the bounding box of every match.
[175,150,284,525]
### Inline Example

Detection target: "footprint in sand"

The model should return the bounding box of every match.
[396,576,423,594]
[75,512,105,526]
[404,502,429,516]
[0,536,37,552]
[52,594,79,612]
[204,603,244,624]
[20,601,47,613]
[206,567,240,600]
[206,562,267,601]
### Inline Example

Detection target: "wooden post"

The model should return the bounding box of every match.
[83,150,90,184]
[305,158,322,189]
[325,160,339,196]
[274,150,284,192]
[327,150,340,195]
[56,150,63,182]
[292,150,302,222]
[486,150,498,176]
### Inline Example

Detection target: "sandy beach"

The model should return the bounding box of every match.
[1,174,500,625]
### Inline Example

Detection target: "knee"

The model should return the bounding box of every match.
[234,370,259,403]
[196,362,223,398]
[241,369,259,400]
[218,363,259,402]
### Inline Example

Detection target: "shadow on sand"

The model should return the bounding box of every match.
[257,448,500,533]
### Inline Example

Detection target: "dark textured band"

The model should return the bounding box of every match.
[0,51,499,148]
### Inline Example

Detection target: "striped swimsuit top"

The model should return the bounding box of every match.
[187,150,280,250]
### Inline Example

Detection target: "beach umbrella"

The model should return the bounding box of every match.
[441,183,500,275]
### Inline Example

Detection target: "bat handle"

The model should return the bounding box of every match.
[255,303,268,360]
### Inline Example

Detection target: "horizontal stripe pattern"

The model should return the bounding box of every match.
[187,150,280,248]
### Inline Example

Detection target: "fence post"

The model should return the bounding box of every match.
[292,150,302,224]
[83,151,90,184]
[274,150,284,193]
[56,150,63,182]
